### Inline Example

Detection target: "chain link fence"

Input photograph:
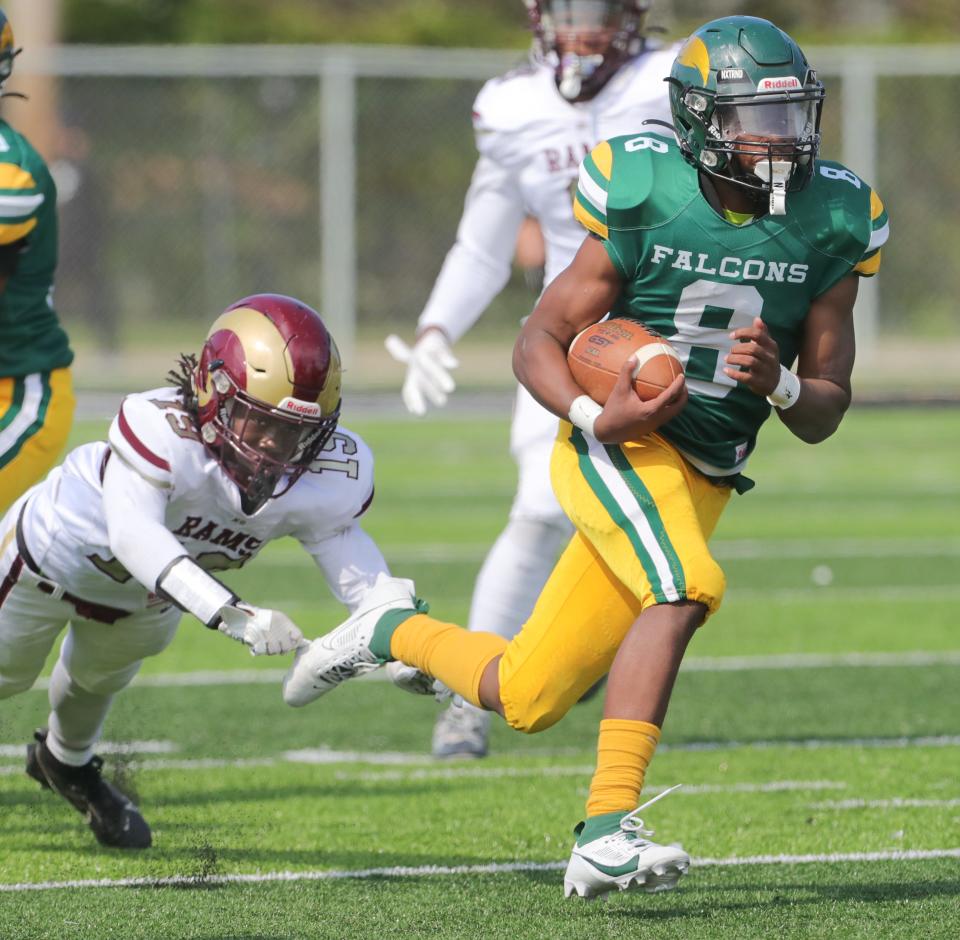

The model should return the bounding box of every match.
[18,44,960,393]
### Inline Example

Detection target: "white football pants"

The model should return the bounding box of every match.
[467,385,573,639]
[0,507,180,766]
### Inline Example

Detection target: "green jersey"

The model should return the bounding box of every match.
[0,118,72,377]
[574,132,888,478]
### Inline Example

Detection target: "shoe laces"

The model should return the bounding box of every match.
[322,659,381,682]
[619,783,683,840]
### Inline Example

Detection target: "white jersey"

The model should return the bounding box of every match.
[19,387,385,614]
[418,48,676,340]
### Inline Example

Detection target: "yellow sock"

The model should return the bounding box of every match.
[390,614,507,708]
[585,718,661,817]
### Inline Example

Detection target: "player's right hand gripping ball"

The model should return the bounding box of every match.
[567,318,684,404]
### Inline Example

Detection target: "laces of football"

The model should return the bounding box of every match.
[619,783,683,839]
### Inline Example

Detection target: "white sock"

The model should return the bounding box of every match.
[467,516,572,639]
[45,660,112,767]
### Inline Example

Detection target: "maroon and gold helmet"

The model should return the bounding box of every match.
[195,294,341,513]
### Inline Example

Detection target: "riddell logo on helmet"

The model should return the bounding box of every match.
[758,76,801,91]
[278,397,322,418]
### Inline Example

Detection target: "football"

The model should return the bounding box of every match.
[567,318,684,404]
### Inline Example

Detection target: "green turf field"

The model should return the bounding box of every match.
[1,406,958,939]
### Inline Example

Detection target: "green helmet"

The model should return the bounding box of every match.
[667,16,824,214]
[0,10,19,90]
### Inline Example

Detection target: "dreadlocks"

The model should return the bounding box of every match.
[166,353,200,423]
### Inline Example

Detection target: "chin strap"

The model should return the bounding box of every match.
[558,61,582,100]
[754,159,793,216]
[769,178,787,215]
[557,53,604,101]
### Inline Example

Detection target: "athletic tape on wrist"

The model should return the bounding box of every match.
[568,395,603,437]
[155,556,238,627]
[766,365,802,410]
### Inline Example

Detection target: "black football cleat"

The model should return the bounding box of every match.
[25,729,152,849]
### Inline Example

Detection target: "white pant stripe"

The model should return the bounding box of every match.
[584,434,681,601]
[0,373,44,456]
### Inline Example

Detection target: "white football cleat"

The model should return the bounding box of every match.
[431,700,490,759]
[563,786,690,900]
[282,575,418,707]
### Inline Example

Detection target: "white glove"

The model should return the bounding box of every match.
[217,604,306,656]
[384,660,452,703]
[384,330,459,416]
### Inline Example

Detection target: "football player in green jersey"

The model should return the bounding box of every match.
[284,15,888,900]
[0,8,75,515]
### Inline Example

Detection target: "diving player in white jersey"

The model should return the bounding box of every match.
[385,1,676,758]
[0,293,408,848]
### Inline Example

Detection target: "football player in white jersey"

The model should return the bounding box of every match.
[0,293,408,848]
[386,0,676,758]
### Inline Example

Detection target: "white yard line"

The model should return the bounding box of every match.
[254,536,960,567]
[729,585,960,603]
[0,740,176,758]
[679,650,960,671]
[284,748,435,766]
[253,585,960,610]
[328,763,850,789]
[3,734,959,776]
[19,648,959,694]
[811,798,960,810]
[712,537,960,560]
[659,734,960,753]
[1,848,958,893]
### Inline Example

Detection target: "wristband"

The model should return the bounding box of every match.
[568,395,603,437]
[155,555,238,627]
[766,366,802,410]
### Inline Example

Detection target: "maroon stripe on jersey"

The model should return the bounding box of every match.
[0,555,24,608]
[353,487,375,518]
[118,406,171,472]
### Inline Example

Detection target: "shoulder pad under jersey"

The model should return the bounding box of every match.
[472,62,565,165]
[107,387,198,489]
[603,46,677,111]
[797,161,889,277]
[574,132,696,239]
[0,122,48,247]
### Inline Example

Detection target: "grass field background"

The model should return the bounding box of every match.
[1,405,958,938]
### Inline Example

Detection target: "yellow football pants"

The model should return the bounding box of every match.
[497,423,730,734]
[0,369,75,515]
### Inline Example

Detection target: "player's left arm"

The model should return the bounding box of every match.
[724,273,858,444]
[303,524,392,615]
[514,235,687,444]
[0,238,28,290]
[295,432,403,617]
